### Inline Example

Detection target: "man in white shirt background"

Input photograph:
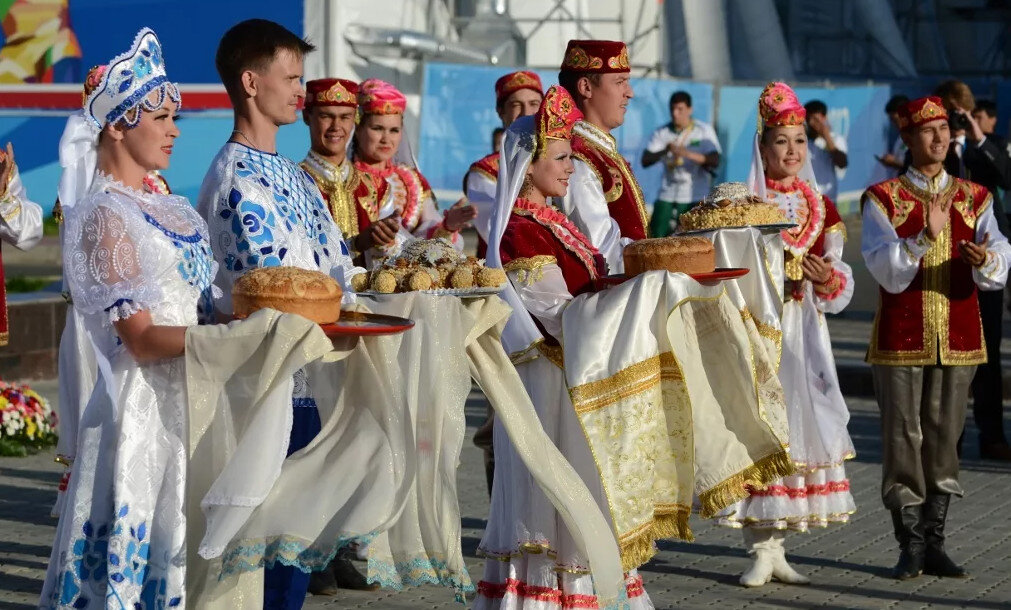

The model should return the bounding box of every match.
[805,99,848,201]
[877,94,910,178]
[641,91,721,236]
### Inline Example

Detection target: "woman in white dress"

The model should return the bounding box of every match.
[477,85,650,609]
[718,81,856,586]
[40,28,216,609]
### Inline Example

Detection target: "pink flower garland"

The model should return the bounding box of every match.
[765,176,824,254]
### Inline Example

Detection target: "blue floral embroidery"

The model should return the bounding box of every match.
[141,211,215,295]
[216,148,334,272]
[52,504,182,609]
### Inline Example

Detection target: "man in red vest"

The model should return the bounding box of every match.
[557,40,645,273]
[861,96,1011,581]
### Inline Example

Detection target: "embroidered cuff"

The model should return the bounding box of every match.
[976,250,999,276]
[903,229,933,262]
[504,255,557,286]
[105,298,144,323]
[814,270,847,300]
[0,196,21,223]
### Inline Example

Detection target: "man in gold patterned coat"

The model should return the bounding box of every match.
[861,96,1011,582]
[301,78,397,264]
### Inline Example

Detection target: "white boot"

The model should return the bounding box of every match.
[740,528,776,587]
[769,530,810,585]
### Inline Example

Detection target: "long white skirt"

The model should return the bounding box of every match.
[718,295,855,532]
[475,357,652,609]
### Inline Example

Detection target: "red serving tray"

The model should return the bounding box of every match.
[320,311,415,337]
[595,267,750,290]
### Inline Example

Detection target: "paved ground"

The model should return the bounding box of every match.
[1,381,1009,609]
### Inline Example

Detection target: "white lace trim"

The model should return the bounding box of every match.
[107,299,146,323]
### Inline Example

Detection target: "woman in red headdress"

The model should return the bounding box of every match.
[477,86,649,609]
[716,82,856,587]
[351,78,476,260]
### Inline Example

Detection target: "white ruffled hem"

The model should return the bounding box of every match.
[474,553,652,610]
[716,463,855,532]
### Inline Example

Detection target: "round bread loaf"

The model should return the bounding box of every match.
[232,266,342,324]
[622,236,716,277]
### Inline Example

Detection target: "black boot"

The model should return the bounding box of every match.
[308,561,339,596]
[889,505,925,580]
[922,494,968,578]
[333,550,380,591]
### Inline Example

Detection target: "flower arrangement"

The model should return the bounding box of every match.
[0,381,58,456]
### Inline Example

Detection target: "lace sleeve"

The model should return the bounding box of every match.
[62,193,163,319]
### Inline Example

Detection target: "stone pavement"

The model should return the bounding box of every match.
[1,380,1009,609]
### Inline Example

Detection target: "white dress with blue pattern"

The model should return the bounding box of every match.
[40,174,217,609]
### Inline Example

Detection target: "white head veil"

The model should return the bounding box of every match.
[486,114,543,354]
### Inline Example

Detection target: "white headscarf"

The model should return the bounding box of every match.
[485,114,543,354]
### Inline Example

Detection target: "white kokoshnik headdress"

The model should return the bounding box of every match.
[58,27,181,215]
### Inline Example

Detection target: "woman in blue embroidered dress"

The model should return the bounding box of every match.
[40,28,216,609]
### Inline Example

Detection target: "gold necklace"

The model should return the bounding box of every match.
[232,129,260,150]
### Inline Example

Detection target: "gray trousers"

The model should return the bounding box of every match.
[871,364,976,510]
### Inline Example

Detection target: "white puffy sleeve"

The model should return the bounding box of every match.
[972,194,1011,290]
[559,160,628,274]
[813,228,854,314]
[504,256,572,343]
[62,193,162,321]
[465,169,497,243]
[860,194,933,294]
[0,166,44,251]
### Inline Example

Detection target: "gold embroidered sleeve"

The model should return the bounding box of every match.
[504,255,558,286]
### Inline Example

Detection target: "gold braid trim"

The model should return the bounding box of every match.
[0,330,8,347]
[569,354,662,414]
[697,449,795,518]
[509,338,545,365]
[824,221,848,242]
[537,343,564,370]
[616,506,693,571]
[504,255,558,286]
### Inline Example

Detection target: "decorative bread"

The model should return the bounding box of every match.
[359,238,506,293]
[232,266,342,324]
[622,236,716,277]
[678,181,787,232]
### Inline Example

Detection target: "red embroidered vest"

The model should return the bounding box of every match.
[571,132,648,240]
[462,152,499,192]
[864,176,991,366]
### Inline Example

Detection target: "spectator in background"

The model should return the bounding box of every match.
[805,100,848,200]
[877,94,909,176]
[973,99,1011,226]
[641,90,721,236]
[934,80,1011,462]
[492,126,505,154]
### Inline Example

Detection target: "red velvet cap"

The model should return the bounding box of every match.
[305,78,358,109]
[559,40,630,74]
[897,96,948,131]
[495,71,543,105]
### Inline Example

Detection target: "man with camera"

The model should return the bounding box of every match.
[935,80,1011,462]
